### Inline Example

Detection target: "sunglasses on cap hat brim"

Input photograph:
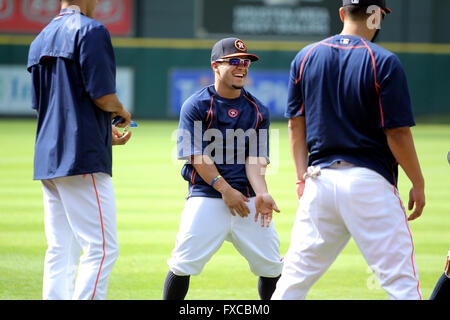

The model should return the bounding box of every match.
[215,57,252,68]
[219,52,260,62]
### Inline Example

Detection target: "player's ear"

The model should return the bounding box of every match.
[339,7,346,23]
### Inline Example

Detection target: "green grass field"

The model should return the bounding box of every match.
[0,118,449,300]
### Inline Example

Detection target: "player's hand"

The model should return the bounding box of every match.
[112,108,132,128]
[296,180,305,200]
[407,185,425,221]
[112,125,132,145]
[222,187,250,218]
[254,193,280,228]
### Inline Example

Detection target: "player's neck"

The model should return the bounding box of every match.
[340,22,376,42]
[61,2,85,15]
[214,82,242,99]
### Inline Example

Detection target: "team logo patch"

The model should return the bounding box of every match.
[235,39,247,52]
[228,109,239,118]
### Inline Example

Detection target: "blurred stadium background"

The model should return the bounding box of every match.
[0,0,450,120]
[0,0,449,300]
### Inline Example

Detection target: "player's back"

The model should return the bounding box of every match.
[290,34,414,185]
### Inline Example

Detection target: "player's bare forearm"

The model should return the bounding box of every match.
[289,117,308,199]
[385,126,425,220]
[191,155,250,217]
[289,117,308,180]
[245,156,269,195]
[245,156,280,227]
[94,93,131,127]
[94,93,123,113]
[191,155,224,188]
[385,127,424,188]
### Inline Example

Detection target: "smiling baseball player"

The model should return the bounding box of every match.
[163,38,283,300]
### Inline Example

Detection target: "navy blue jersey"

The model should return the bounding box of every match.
[178,85,270,199]
[27,9,116,180]
[286,35,415,186]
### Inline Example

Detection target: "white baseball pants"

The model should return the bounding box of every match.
[272,164,422,300]
[168,197,283,278]
[41,173,119,300]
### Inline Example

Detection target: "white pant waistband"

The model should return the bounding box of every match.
[328,161,356,169]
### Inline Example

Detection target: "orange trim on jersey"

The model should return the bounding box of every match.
[90,174,106,301]
[299,102,305,115]
[190,168,197,184]
[295,36,334,85]
[187,185,194,199]
[296,42,321,85]
[393,186,423,300]
[187,169,197,199]
[361,38,385,128]
[244,94,263,130]
[206,95,215,130]
[246,186,251,198]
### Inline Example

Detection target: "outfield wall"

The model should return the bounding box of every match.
[0,36,449,119]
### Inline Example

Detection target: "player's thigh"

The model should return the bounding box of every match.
[169,197,231,275]
[341,168,421,298]
[230,199,283,277]
[283,172,351,270]
[177,197,230,237]
[342,168,415,259]
[53,173,117,251]
[41,179,74,247]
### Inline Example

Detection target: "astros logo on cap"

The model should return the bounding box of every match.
[235,39,247,52]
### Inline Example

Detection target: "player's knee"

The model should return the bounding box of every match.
[107,244,120,262]
[85,242,119,264]
[45,244,70,259]
[251,261,283,278]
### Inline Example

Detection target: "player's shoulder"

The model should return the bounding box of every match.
[290,40,325,69]
[242,88,270,116]
[180,85,214,115]
[79,16,110,39]
[186,85,215,105]
[294,41,321,60]
[367,41,399,61]
[368,42,404,70]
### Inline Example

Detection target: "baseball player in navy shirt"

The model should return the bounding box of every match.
[163,38,283,300]
[272,0,425,300]
[28,0,132,300]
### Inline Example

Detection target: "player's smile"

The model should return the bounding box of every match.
[232,71,246,79]
[232,69,247,82]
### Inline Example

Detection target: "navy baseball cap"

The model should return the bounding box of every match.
[342,0,391,14]
[211,38,260,63]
